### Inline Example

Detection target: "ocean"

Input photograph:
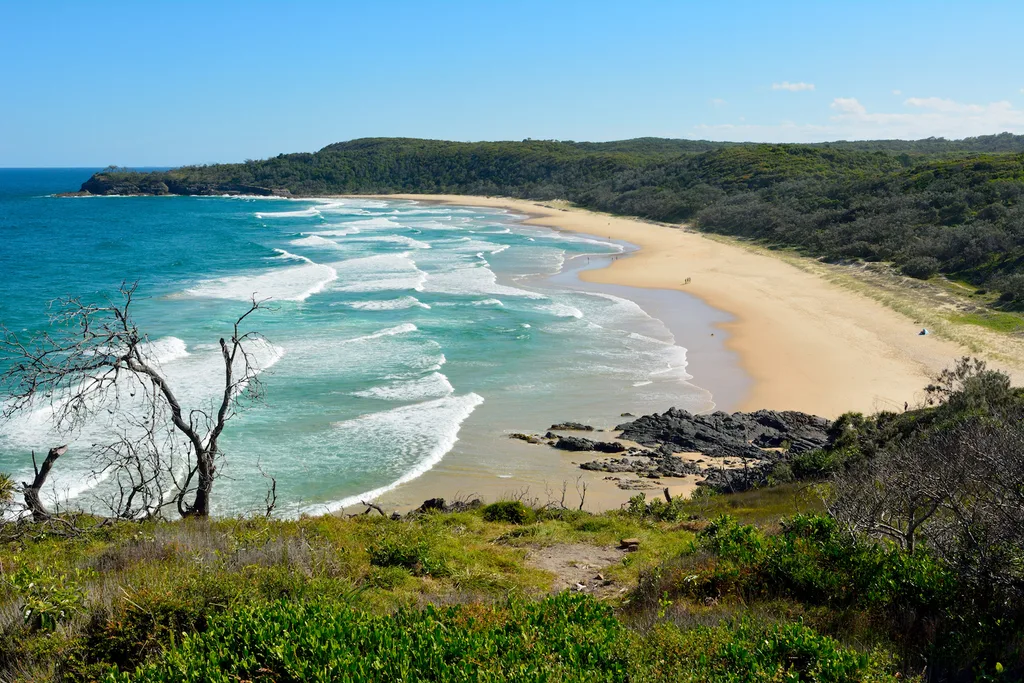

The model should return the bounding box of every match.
[0,169,733,516]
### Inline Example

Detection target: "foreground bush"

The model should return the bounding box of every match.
[635,514,1022,679]
[481,500,535,524]
[108,593,894,682]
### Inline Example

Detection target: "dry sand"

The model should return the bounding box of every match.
[364,194,1023,418]
[338,193,1024,513]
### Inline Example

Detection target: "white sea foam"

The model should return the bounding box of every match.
[537,303,584,319]
[268,248,307,262]
[351,372,454,401]
[313,198,390,210]
[471,298,504,307]
[578,291,674,341]
[138,336,190,365]
[440,238,509,254]
[347,296,430,311]
[290,235,346,250]
[255,206,322,219]
[343,217,402,229]
[341,323,417,344]
[531,230,626,253]
[421,265,544,299]
[186,253,337,302]
[348,235,431,249]
[301,392,484,515]
[332,253,427,293]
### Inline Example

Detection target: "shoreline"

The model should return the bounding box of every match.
[344,194,1024,419]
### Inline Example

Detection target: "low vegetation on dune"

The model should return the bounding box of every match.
[81,134,1024,310]
[1,360,1022,681]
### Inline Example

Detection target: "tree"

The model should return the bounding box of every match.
[0,283,271,519]
[823,359,1024,605]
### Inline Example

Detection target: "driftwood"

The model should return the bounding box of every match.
[360,501,386,516]
[22,445,67,521]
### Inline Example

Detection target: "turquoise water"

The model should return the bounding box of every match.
[0,170,716,516]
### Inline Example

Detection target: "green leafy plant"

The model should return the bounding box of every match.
[8,565,91,631]
[481,500,534,525]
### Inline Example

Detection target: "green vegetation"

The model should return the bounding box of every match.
[948,310,1024,333]
[0,496,896,682]
[82,134,1024,306]
[3,361,1023,681]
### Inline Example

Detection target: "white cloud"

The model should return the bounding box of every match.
[772,81,815,92]
[694,95,1024,142]
[892,89,902,95]
[709,98,727,106]
[828,96,1024,138]
[831,98,866,115]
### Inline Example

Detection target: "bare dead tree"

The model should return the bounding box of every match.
[256,457,277,519]
[575,475,588,511]
[0,282,273,519]
[21,445,68,521]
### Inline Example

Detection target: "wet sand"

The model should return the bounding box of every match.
[350,193,1020,513]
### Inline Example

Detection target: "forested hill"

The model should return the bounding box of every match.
[76,135,1024,304]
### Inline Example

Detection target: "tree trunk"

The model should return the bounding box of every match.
[22,446,67,521]
[185,451,215,517]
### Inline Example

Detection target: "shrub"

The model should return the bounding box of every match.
[113,593,630,682]
[9,565,91,631]
[634,619,894,683]
[626,492,691,521]
[993,273,1024,302]
[901,256,941,279]
[481,500,534,525]
[366,524,449,576]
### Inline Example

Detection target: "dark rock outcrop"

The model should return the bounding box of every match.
[580,452,701,478]
[617,408,831,459]
[580,456,651,473]
[413,497,483,515]
[553,436,627,453]
[549,421,594,431]
[553,436,598,451]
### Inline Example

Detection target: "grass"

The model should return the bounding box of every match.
[948,310,1024,334]
[0,488,908,681]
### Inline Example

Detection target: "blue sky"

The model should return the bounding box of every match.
[3,0,1023,166]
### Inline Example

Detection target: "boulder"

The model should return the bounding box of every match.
[553,436,597,451]
[619,538,641,551]
[549,421,594,431]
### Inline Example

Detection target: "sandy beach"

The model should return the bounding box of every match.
[358,194,1024,418]
[332,193,1024,514]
